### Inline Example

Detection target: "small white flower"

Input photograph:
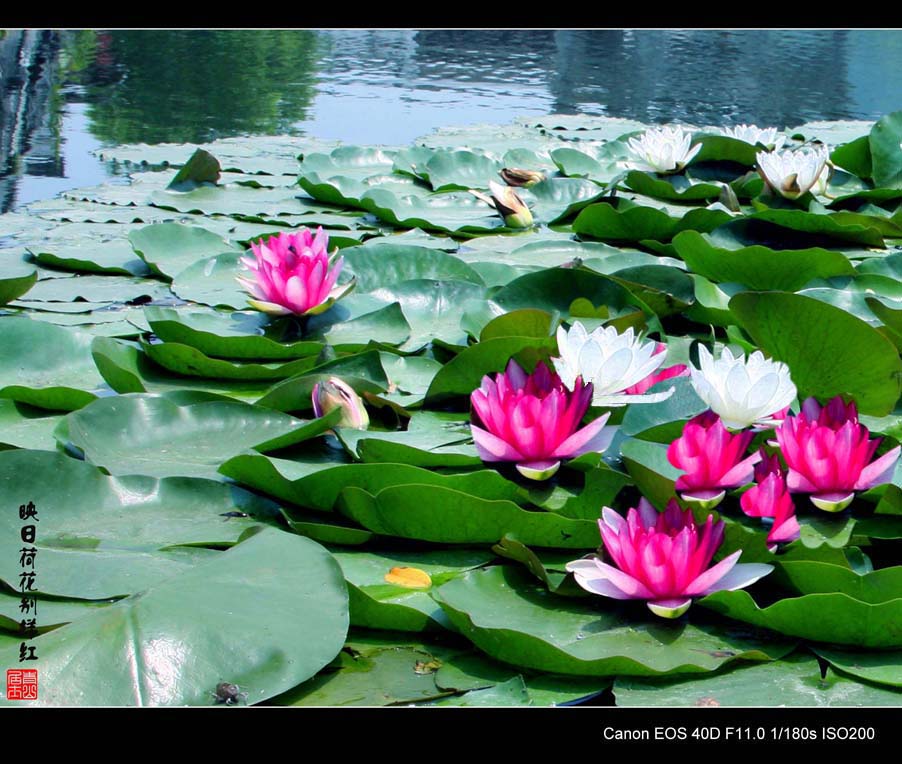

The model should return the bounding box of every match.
[627,126,702,174]
[721,124,785,151]
[757,145,831,199]
[553,322,674,407]
[690,346,797,430]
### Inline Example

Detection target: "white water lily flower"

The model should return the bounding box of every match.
[627,126,702,174]
[552,322,675,407]
[757,145,830,199]
[690,346,797,430]
[721,124,785,151]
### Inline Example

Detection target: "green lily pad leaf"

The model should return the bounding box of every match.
[281,511,373,547]
[492,266,645,320]
[61,394,340,479]
[0,401,64,450]
[0,529,348,706]
[337,484,599,549]
[620,377,704,442]
[748,209,885,248]
[428,676,532,706]
[254,350,388,413]
[314,302,411,351]
[625,171,722,202]
[479,309,553,342]
[29,239,150,277]
[692,134,759,165]
[342,244,483,292]
[149,184,320,222]
[0,261,37,305]
[129,223,240,279]
[572,201,731,245]
[0,318,108,410]
[141,340,317,381]
[433,566,793,677]
[492,536,587,596]
[375,352,442,408]
[830,134,873,179]
[0,538,215,601]
[335,411,481,468]
[619,438,680,510]
[522,177,610,224]
[299,146,398,180]
[672,230,855,291]
[333,547,493,632]
[700,589,902,648]
[363,279,485,352]
[797,515,856,549]
[606,265,694,318]
[425,336,557,405]
[170,251,249,309]
[219,455,523,511]
[0,591,114,633]
[869,111,902,189]
[789,119,872,145]
[0,449,279,555]
[361,188,503,235]
[271,646,452,707]
[686,274,735,327]
[143,307,323,361]
[853,515,902,540]
[614,651,902,706]
[775,561,902,603]
[729,291,902,416]
[797,286,884,327]
[421,149,502,191]
[90,337,276,401]
[457,237,619,269]
[814,647,902,688]
[167,148,221,191]
[21,274,172,305]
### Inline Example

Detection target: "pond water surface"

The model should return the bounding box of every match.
[3,29,902,213]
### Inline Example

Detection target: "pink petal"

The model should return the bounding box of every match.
[551,412,612,459]
[854,445,901,490]
[470,425,524,462]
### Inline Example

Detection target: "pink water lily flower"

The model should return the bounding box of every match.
[667,411,761,508]
[236,227,354,316]
[567,498,773,618]
[470,359,614,481]
[740,458,800,551]
[621,342,689,396]
[776,396,901,512]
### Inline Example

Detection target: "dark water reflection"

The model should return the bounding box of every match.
[2,29,902,212]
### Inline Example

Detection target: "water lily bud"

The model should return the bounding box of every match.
[499,167,545,188]
[312,376,369,430]
[488,180,533,228]
[718,184,741,212]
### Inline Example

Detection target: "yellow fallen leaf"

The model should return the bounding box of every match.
[384,566,432,589]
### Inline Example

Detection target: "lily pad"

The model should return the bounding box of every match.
[0,449,280,554]
[170,251,250,309]
[60,394,340,479]
[0,318,109,410]
[29,241,151,277]
[814,647,902,688]
[572,201,731,245]
[700,589,902,648]
[0,529,349,706]
[341,244,483,292]
[433,566,793,677]
[143,307,323,361]
[337,484,600,549]
[672,230,855,290]
[869,110,902,189]
[333,547,493,632]
[219,456,522,511]
[614,651,902,706]
[141,340,318,381]
[129,223,240,279]
[729,291,902,416]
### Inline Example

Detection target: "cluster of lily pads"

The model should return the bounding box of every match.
[1,111,902,706]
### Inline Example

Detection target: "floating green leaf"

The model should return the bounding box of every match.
[0,529,349,706]
[434,566,793,677]
[729,292,902,416]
